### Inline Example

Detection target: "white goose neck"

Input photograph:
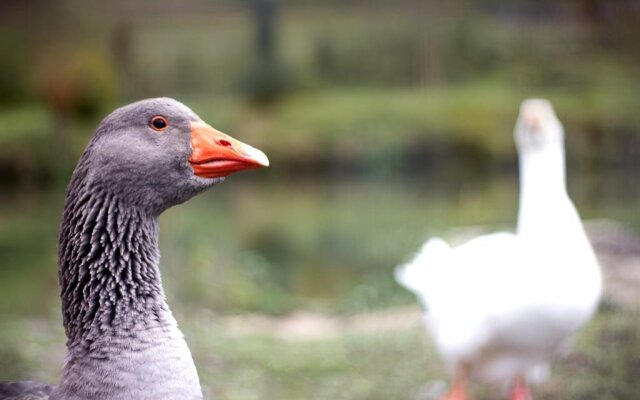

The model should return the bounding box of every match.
[517,143,573,237]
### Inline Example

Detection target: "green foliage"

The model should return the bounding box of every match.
[312,27,424,85]
[32,47,119,119]
[240,59,294,105]
[443,17,502,82]
[0,31,29,104]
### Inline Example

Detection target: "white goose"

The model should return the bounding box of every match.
[396,99,602,400]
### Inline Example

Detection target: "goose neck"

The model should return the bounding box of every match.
[517,145,573,236]
[57,179,174,350]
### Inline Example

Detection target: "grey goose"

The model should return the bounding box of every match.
[0,98,269,400]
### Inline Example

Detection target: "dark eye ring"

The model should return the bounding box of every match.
[150,116,169,131]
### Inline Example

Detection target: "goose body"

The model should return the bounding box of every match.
[396,99,601,399]
[0,98,269,399]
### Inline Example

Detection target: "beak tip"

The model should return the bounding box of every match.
[260,154,270,168]
[246,146,270,168]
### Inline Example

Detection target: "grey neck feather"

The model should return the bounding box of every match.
[58,152,168,347]
[53,153,202,400]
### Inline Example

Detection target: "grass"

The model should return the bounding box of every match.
[1,305,639,399]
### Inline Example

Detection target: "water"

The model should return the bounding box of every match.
[0,168,638,317]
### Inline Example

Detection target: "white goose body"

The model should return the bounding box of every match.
[396,99,601,396]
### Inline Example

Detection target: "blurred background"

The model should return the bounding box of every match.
[1,0,639,398]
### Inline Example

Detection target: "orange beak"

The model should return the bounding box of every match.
[188,121,269,179]
[523,113,541,131]
[522,105,542,132]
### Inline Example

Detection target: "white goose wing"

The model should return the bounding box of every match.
[396,232,530,363]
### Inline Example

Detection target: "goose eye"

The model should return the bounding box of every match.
[150,116,169,131]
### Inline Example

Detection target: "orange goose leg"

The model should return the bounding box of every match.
[442,365,469,400]
[509,376,532,400]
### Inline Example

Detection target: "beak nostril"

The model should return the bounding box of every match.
[219,139,232,148]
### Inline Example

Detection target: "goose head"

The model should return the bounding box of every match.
[79,98,269,214]
[514,99,564,154]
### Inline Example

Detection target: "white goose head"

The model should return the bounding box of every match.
[514,99,564,155]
